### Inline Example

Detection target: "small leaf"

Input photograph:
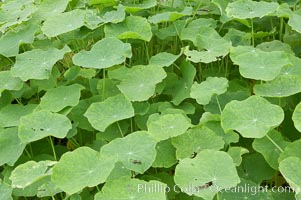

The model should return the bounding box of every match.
[40,84,84,112]
[149,52,181,67]
[148,7,192,24]
[253,130,289,169]
[147,113,191,141]
[101,131,157,173]
[227,147,249,166]
[72,37,132,69]
[0,71,23,96]
[0,180,12,200]
[84,94,134,132]
[221,95,284,138]
[174,149,240,199]
[171,126,225,159]
[104,16,152,41]
[152,139,177,168]
[52,147,117,194]
[288,12,301,33]
[190,77,229,105]
[279,139,301,162]
[11,46,71,81]
[41,9,86,37]
[18,110,72,143]
[108,65,166,101]
[0,127,26,166]
[292,102,301,132]
[122,0,157,13]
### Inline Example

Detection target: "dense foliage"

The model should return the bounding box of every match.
[1,0,301,199]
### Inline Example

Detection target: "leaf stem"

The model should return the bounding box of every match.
[49,136,57,161]
[216,96,222,114]
[102,69,106,101]
[251,18,255,47]
[266,134,284,153]
[117,122,124,137]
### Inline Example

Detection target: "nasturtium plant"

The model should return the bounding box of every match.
[1,0,301,199]
[221,95,284,138]
[72,37,132,69]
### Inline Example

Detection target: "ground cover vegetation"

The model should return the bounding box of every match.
[0,0,301,199]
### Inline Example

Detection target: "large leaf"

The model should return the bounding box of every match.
[174,149,240,200]
[104,16,152,41]
[221,95,284,138]
[108,65,166,101]
[41,9,86,37]
[11,46,71,81]
[226,0,279,19]
[18,110,72,143]
[190,77,228,105]
[84,94,134,132]
[230,46,292,81]
[72,37,132,69]
[52,147,117,194]
[101,131,157,173]
[39,84,84,112]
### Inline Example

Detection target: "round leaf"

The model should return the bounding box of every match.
[0,71,23,96]
[101,131,157,173]
[84,94,134,132]
[293,102,301,132]
[174,149,240,199]
[190,77,229,105]
[147,113,191,141]
[72,37,132,69]
[18,110,72,143]
[221,95,284,138]
[52,147,117,194]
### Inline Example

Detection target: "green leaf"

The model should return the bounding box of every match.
[221,95,284,138]
[227,147,249,166]
[10,160,56,189]
[279,157,301,199]
[288,12,301,33]
[104,16,152,41]
[40,84,84,112]
[171,126,225,159]
[72,37,132,69]
[148,7,192,24]
[0,71,23,96]
[52,147,117,194]
[279,139,301,162]
[152,139,177,168]
[149,52,181,67]
[0,23,37,57]
[33,0,71,20]
[230,46,292,81]
[147,113,191,141]
[108,65,166,101]
[0,127,26,166]
[180,18,217,45]
[18,110,72,143]
[226,0,279,19]
[184,27,232,63]
[122,0,157,13]
[101,131,157,173]
[174,149,240,199]
[84,94,134,132]
[11,46,71,81]
[190,77,229,105]
[171,60,196,105]
[253,130,289,169]
[0,180,12,200]
[0,104,37,127]
[293,102,301,132]
[94,177,167,200]
[41,9,86,37]
[254,75,301,97]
